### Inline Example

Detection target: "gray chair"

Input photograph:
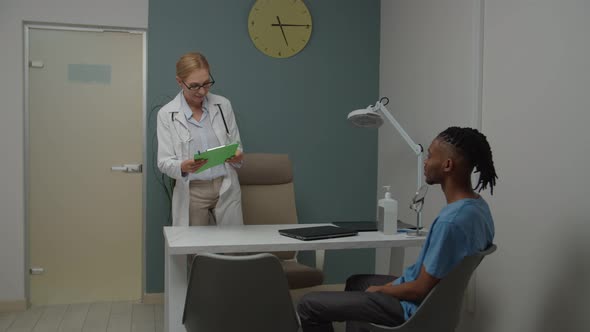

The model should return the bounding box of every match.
[182,253,299,332]
[359,244,497,332]
[236,153,324,289]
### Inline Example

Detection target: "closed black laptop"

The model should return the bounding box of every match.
[332,220,421,232]
[278,226,358,241]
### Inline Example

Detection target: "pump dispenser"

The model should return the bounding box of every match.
[378,186,398,235]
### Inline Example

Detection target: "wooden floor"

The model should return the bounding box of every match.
[0,302,163,332]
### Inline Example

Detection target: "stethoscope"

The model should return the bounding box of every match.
[215,104,230,136]
[171,103,230,142]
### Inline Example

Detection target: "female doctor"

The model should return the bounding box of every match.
[157,52,243,227]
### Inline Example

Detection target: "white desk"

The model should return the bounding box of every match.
[163,224,426,332]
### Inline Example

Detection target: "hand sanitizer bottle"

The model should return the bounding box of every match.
[378,186,398,235]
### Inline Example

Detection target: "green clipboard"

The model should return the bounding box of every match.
[193,143,239,174]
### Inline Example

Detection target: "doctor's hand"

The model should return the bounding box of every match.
[181,158,208,173]
[226,150,243,164]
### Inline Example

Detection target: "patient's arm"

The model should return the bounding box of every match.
[366,265,440,302]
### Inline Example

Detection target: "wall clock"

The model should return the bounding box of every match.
[248,0,313,58]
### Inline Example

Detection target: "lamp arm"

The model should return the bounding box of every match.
[374,102,423,156]
[375,101,425,233]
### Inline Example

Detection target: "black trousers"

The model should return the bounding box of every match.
[297,274,405,332]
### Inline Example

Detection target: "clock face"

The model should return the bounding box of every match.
[248,0,313,58]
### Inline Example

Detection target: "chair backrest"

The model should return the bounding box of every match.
[365,244,497,332]
[236,153,297,260]
[182,253,299,332]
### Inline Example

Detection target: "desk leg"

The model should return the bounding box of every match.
[315,250,325,271]
[165,247,187,332]
[375,248,405,276]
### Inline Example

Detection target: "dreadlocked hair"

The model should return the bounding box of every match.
[437,127,498,195]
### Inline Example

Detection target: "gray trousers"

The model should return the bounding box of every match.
[297,274,405,332]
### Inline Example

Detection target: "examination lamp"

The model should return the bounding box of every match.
[347,97,426,236]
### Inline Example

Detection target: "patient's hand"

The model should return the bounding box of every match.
[365,285,384,293]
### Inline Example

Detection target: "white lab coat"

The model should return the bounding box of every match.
[157,92,243,226]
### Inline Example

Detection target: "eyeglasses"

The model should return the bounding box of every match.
[182,75,215,91]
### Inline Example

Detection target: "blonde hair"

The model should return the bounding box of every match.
[176,52,210,80]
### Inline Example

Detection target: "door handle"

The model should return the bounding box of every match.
[111,164,143,173]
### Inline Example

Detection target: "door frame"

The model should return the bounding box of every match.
[23,22,147,304]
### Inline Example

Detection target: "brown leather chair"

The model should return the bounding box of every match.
[236,153,324,289]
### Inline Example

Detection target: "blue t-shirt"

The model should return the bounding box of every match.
[393,197,495,320]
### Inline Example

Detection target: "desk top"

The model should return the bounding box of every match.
[164,224,425,255]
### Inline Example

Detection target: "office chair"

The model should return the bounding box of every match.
[358,244,497,332]
[182,253,299,332]
[236,153,324,289]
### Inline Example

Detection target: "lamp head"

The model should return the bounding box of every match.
[347,106,384,128]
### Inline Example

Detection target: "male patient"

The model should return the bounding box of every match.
[298,127,498,332]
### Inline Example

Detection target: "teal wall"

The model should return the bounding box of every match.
[146,0,380,293]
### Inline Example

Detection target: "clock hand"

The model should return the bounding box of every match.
[276,16,289,46]
[271,23,311,28]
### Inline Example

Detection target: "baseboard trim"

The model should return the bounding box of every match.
[0,300,27,313]
[142,293,164,304]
